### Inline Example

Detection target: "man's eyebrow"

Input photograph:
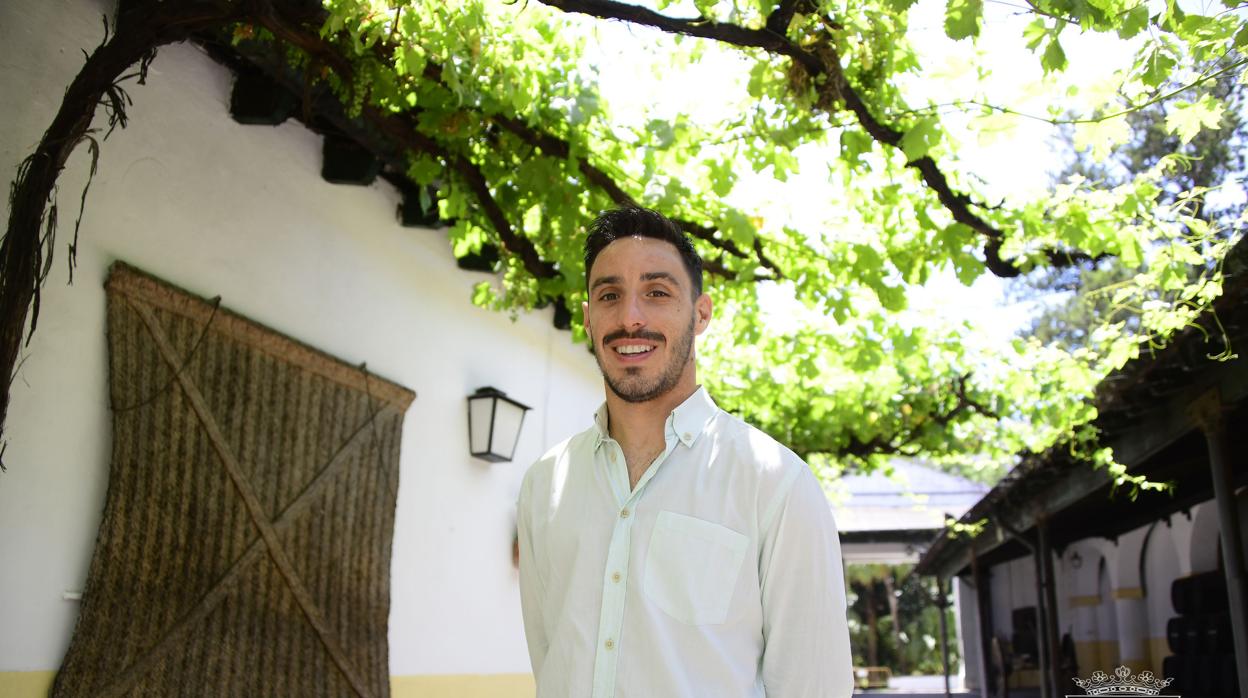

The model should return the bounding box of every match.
[641,271,682,286]
[589,275,621,292]
[590,271,683,293]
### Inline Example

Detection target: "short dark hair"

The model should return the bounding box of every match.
[584,207,704,298]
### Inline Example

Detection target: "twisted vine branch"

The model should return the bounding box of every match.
[538,0,1100,278]
[0,0,245,465]
[795,373,1001,460]
[239,2,783,281]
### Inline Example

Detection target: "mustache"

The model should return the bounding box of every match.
[601,328,665,345]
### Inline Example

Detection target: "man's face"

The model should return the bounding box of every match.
[583,237,712,404]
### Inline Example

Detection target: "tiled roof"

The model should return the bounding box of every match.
[830,458,989,532]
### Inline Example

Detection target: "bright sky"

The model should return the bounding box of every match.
[573,0,1148,350]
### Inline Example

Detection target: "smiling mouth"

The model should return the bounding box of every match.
[614,344,654,356]
[602,329,664,361]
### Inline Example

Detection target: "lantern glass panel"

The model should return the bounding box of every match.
[469,396,495,456]
[491,399,527,460]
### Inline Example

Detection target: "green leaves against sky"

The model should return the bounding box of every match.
[294,0,1242,485]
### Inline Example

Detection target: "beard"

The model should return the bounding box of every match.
[596,313,695,404]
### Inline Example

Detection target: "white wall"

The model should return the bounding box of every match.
[984,553,1043,652]
[1142,520,1181,638]
[0,0,605,676]
[1063,542,1103,645]
[955,577,983,690]
[1189,501,1222,574]
[1094,559,1117,656]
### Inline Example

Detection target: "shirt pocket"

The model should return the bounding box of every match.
[643,510,749,625]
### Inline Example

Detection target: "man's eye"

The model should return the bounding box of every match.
[598,292,618,302]
[648,289,670,297]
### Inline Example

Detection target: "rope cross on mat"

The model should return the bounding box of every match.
[52,263,415,698]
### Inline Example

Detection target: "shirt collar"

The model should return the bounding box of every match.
[592,403,610,449]
[592,386,720,450]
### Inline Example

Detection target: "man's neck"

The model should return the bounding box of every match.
[604,378,697,489]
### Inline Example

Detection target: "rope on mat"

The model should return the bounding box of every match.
[110,295,221,413]
[124,296,375,698]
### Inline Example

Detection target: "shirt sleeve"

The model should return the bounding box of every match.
[517,470,548,676]
[759,465,854,698]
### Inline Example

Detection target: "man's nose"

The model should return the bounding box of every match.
[621,292,647,329]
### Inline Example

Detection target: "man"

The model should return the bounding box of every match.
[517,207,852,697]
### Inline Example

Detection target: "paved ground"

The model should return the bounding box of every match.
[846,673,1050,697]
[853,693,979,697]
[853,674,978,696]
[852,683,1045,698]
[854,694,980,697]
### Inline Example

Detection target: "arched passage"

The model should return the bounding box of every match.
[1066,542,1105,679]
[1142,519,1181,676]
[1095,558,1119,670]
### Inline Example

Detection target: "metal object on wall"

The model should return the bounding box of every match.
[467,386,531,463]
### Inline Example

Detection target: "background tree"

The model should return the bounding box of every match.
[1013,58,1246,352]
[846,563,961,675]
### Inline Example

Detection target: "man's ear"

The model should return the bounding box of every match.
[582,300,592,338]
[694,293,712,336]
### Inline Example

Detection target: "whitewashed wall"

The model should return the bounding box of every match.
[955,577,983,690]
[1142,520,1182,640]
[1094,559,1117,660]
[971,497,1248,685]
[989,553,1040,639]
[0,0,604,678]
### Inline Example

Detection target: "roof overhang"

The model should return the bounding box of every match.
[916,247,1248,579]
[840,528,941,565]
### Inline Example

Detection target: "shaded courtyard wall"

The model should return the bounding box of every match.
[964,495,1246,693]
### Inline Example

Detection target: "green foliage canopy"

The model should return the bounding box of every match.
[247,0,1244,482]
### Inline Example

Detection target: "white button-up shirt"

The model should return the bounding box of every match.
[517,387,853,698]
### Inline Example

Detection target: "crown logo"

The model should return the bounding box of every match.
[1072,666,1174,696]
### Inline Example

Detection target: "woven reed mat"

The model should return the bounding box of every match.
[52,262,415,698]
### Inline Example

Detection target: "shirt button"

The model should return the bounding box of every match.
[605,639,615,650]
[608,451,616,463]
[612,572,622,583]
[683,432,692,441]
[620,508,630,519]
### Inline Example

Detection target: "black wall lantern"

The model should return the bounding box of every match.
[467,387,531,463]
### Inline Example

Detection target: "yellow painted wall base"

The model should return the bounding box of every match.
[0,671,535,698]
[1148,636,1171,678]
[1007,668,1041,689]
[1094,640,1119,672]
[0,671,54,697]
[392,673,535,698]
[1073,640,1130,680]
[1071,638,1168,680]
[1074,641,1101,681]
